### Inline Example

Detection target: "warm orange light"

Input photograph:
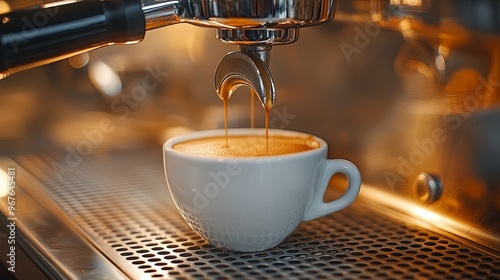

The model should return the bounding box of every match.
[0,1,10,13]
[88,61,122,97]
[391,0,422,6]
[411,207,440,222]
[69,53,90,69]
[361,186,474,241]
[0,169,10,198]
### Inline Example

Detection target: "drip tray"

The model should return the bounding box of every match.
[1,150,499,279]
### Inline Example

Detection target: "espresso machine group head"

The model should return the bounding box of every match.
[143,0,336,44]
[0,0,336,107]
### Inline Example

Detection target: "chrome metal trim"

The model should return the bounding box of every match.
[0,158,129,280]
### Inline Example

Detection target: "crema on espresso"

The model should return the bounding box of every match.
[173,134,320,158]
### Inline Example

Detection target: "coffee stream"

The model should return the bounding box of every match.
[176,86,320,157]
[250,89,270,152]
[223,99,229,146]
[250,92,255,129]
[223,90,271,152]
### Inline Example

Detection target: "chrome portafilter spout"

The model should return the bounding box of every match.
[215,46,275,111]
[208,0,335,110]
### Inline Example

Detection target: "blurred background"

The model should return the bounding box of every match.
[0,0,499,256]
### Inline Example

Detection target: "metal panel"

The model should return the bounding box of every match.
[1,150,497,279]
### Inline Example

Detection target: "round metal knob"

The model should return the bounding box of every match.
[412,173,443,204]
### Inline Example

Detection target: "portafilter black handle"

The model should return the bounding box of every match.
[0,0,145,79]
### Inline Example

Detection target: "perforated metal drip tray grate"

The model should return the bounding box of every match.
[7,150,500,279]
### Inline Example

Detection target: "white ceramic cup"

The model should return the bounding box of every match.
[163,129,361,252]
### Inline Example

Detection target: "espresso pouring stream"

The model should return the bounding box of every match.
[215,47,276,149]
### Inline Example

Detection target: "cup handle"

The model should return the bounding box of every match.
[303,159,361,221]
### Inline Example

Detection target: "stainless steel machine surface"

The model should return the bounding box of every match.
[1,151,499,279]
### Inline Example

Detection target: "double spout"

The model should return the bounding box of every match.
[215,46,275,111]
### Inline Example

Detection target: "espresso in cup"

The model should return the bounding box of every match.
[173,134,320,158]
[164,129,361,252]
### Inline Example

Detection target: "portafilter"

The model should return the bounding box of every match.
[0,0,336,79]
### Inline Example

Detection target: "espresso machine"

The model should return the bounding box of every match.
[0,0,499,279]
